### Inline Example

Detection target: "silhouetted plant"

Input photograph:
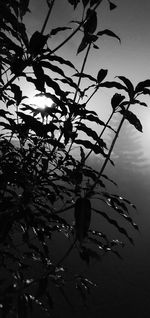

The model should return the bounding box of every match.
[0,0,150,316]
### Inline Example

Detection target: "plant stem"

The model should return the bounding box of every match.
[41,0,56,35]
[84,110,115,162]
[87,103,131,195]
[74,43,91,102]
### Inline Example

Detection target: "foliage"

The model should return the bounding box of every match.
[0,0,149,316]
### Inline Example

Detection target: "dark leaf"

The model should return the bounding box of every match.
[132,100,147,107]
[97,29,121,43]
[29,31,49,55]
[44,74,67,99]
[41,60,65,77]
[136,88,150,96]
[74,139,106,156]
[86,114,106,126]
[50,26,71,36]
[77,122,106,147]
[135,79,150,93]
[99,81,127,91]
[73,72,96,82]
[42,53,78,71]
[19,0,30,18]
[117,76,134,99]
[101,174,117,186]
[32,61,45,92]
[17,111,46,136]
[93,208,134,244]
[77,35,89,54]
[120,109,143,132]
[109,1,117,10]
[11,84,22,105]
[84,9,97,34]
[111,93,125,110]
[0,109,11,118]
[93,43,99,49]
[74,197,91,243]
[97,69,108,83]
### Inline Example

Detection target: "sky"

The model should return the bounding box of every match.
[23,0,150,161]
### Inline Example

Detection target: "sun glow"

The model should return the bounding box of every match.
[27,94,53,109]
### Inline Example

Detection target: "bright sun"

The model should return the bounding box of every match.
[27,95,53,109]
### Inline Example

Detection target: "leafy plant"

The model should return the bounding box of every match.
[0,0,149,316]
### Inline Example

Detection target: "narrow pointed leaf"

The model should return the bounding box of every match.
[109,1,117,10]
[135,79,150,93]
[117,76,134,98]
[50,26,72,36]
[120,109,143,132]
[97,29,121,43]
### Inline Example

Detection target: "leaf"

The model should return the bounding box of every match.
[50,26,72,36]
[93,208,134,244]
[32,61,45,92]
[77,122,106,147]
[97,29,121,43]
[29,31,49,55]
[44,74,67,99]
[73,72,96,82]
[74,139,106,156]
[120,109,143,132]
[19,0,30,18]
[99,81,127,91]
[77,35,89,54]
[132,100,147,107]
[85,114,106,126]
[139,88,150,95]
[0,109,11,118]
[11,84,22,105]
[84,9,97,34]
[74,197,91,242]
[42,53,78,71]
[41,60,65,77]
[135,79,150,93]
[17,111,46,136]
[117,76,134,98]
[109,1,117,10]
[97,69,108,83]
[111,93,125,110]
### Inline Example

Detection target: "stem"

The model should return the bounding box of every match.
[87,103,131,195]
[74,43,91,102]
[84,110,114,162]
[41,0,56,35]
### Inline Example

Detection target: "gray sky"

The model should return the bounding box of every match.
[24,0,150,160]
